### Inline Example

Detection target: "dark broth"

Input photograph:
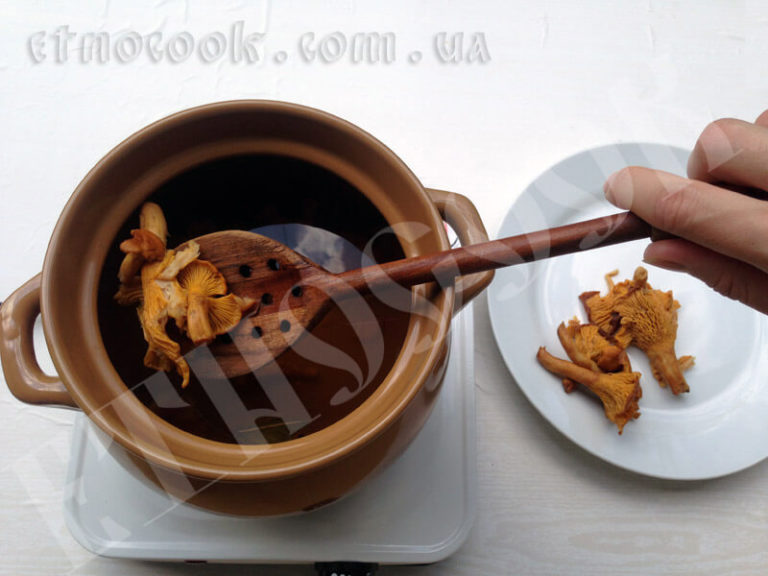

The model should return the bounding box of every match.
[97,155,411,445]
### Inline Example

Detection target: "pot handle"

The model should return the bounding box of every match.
[0,274,77,407]
[426,188,495,312]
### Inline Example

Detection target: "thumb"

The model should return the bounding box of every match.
[644,239,768,314]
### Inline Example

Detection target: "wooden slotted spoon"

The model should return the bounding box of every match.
[192,211,656,377]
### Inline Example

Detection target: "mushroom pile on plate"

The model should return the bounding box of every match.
[537,267,695,434]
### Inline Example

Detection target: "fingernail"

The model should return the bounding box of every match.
[642,255,687,272]
[604,170,632,209]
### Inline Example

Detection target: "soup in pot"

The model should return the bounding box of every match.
[97,155,412,445]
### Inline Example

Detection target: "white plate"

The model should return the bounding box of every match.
[487,142,768,480]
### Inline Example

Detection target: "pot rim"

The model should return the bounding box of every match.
[41,100,454,481]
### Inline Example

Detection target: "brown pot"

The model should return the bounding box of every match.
[0,101,492,516]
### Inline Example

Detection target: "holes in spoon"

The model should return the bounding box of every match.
[252,326,263,339]
[239,264,253,278]
[261,293,273,306]
[280,320,291,333]
[267,258,280,271]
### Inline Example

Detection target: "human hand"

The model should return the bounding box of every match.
[603,110,768,314]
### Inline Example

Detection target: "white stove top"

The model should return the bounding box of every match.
[63,309,476,566]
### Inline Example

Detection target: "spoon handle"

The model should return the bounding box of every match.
[335,211,653,294]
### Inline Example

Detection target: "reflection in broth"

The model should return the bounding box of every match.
[98,155,412,445]
[252,223,376,273]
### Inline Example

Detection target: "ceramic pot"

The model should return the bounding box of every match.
[0,101,492,515]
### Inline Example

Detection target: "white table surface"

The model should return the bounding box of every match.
[3,1,768,574]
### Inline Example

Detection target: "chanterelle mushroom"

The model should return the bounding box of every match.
[556,318,632,394]
[177,260,249,345]
[136,244,200,388]
[557,318,631,374]
[113,202,252,388]
[537,347,642,434]
[581,267,694,395]
[117,202,168,284]
[578,269,638,350]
